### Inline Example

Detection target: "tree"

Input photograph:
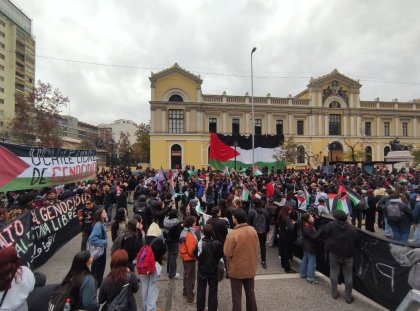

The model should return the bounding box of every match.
[10,81,69,147]
[134,122,150,163]
[273,135,298,165]
[412,148,420,166]
[117,132,131,165]
[304,150,323,167]
[341,137,365,162]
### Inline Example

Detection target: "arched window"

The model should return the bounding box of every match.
[384,146,390,157]
[170,144,182,169]
[168,94,184,102]
[365,146,373,162]
[297,145,305,164]
[329,101,341,108]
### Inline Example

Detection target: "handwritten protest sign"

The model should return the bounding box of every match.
[0,142,96,192]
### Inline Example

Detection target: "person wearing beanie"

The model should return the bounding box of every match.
[138,222,166,311]
[322,209,359,304]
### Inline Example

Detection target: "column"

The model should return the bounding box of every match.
[161,109,166,132]
[376,144,381,161]
[376,116,381,137]
[318,114,323,136]
[350,115,355,136]
[343,114,348,136]
[222,112,227,133]
[414,117,418,137]
[196,111,201,133]
[394,118,399,136]
[245,112,249,134]
[324,114,329,136]
[186,111,190,133]
[356,115,361,136]
[309,114,315,135]
[267,113,272,135]
[150,110,156,133]
[288,114,293,135]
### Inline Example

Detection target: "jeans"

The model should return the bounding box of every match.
[258,232,267,263]
[183,260,196,302]
[329,253,353,300]
[166,242,178,277]
[139,272,159,311]
[414,226,420,245]
[384,216,392,236]
[197,274,218,311]
[103,204,113,222]
[230,277,257,311]
[390,223,410,242]
[80,230,91,251]
[299,251,317,281]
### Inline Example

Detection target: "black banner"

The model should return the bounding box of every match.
[0,194,88,269]
[298,216,419,310]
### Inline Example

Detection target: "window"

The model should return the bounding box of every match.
[365,122,371,136]
[329,114,341,135]
[0,20,5,27]
[168,94,183,102]
[255,119,262,135]
[16,71,24,78]
[0,43,4,49]
[209,118,217,133]
[365,146,372,162]
[297,145,305,163]
[0,31,4,38]
[0,99,3,104]
[168,109,184,133]
[329,101,341,108]
[297,120,304,135]
[25,67,34,74]
[0,121,3,126]
[384,122,390,136]
[402,122,408,137]
[232,118,240,136]
[276,120,283,136]
[0,76,3,81]
[0,87,4,93]
[0,53,5,60]
[0,65,4,70]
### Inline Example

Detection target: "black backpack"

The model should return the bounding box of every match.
[48,282,72,311]
[111,233,127,255]
[107,282,130,311]
[386,201,404,222]
[253,210,267,234]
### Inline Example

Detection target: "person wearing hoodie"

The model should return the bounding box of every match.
[323,210,359,304]
[384,193,413,242]
[138,222,166,311]
[247,198,270,269]
[163,209,183,278]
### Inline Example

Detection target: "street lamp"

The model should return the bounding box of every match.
[234,140,238,171]
[251,47,257,168]
[0,131,9,142]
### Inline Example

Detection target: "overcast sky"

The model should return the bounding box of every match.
[13,0,420,126]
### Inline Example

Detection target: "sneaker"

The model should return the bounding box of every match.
[285,269,297,273]
[299,274,306,279]
[345,296,354,304]
[332,293,339,300]
[261,261,267,269]
[169,273,180,279]
[307,279,319,284]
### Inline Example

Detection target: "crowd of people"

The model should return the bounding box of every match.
[0,164,419,311]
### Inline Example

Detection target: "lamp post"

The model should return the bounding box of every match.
[234,140,238,171]
[109,139,115,168]
[251,47,257,168]
[0,131,9,142]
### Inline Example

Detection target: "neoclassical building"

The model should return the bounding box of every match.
[149,64,420,169]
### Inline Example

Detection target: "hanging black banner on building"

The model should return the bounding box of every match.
[0,194,88,269]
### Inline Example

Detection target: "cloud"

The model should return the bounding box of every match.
[12,0,420,125]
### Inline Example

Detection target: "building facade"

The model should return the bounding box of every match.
[150,64,420,169]
[58,115,98,149]
[0,0,35,135]
[98,119,137,145]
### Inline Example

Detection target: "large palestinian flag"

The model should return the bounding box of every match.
[209,133,284,171]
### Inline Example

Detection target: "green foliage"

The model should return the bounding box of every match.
[134,122,150,163]
[412,149,420,165]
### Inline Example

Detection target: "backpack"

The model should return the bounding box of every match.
[48,282,72,311]
[111,233,127,255]
[386,201,404,222]
[136,238,158,275]
[253,210,267,234]
[107,282,130,311]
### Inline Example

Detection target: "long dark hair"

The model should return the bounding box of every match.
[93,208,105,226]
[278,204,293,225]
[113,208,126,224]
[63,250,92,304]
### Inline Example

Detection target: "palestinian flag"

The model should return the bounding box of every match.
[253,166,262,176]
[223,166,230,176]
[242,184,249,202]
[335,197,350,214]
[303,187,311,207]
[209,133,284,171]
[327,193,338,212]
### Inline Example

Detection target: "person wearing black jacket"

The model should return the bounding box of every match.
[79,199,98,251]
[248,198,270,268]
[323,210,359,304]
[197,224,223,311]
[102,184,115,222]
[122,219,142,271]
[163,209,183,278]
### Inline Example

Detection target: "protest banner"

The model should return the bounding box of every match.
[0,142,97,192]
[0,194,88,269]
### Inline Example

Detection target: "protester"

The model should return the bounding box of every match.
[179,216,199,304]
[101,184,115,222]
[138,222,166,311]
[224,208,258,311]
[0,246,35,311]
[197,224,224,311]
[111,207,128,242]
[316,197,329,216]
[163,209,183,278]
[413,191,420,244]
[278,204,297,273]
[384,193,413,242]
[299,213,321,284]
[27,272,57,311]
[79,199,98,251]
[122,219,142,272]
[0,208,8,229]
[61,250,99,310]
[90,208,108,287]
[247,197,270,268]
[323,210,359,304]
[98,249,139,311]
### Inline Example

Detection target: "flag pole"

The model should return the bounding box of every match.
[251,47,257,169]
